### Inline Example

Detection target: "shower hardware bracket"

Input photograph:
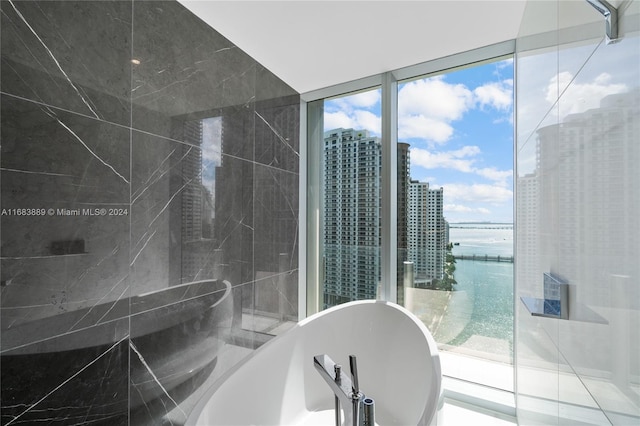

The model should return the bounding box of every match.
[521,273,569,320]
[585,0,619,44]
[314,354,375,426]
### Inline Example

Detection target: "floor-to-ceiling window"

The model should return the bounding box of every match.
[321,88,382,309]
[397,59,515,392]
[304,42,516,394]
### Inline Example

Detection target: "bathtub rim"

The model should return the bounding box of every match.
[185,299,442,426]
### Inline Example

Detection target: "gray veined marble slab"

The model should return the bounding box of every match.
[0,0,132,126]
[1,1,300,424]
[1,95,130,329]
[254,96,301,171]
[131,0,257,142]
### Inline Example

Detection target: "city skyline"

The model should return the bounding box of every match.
[324,58,514,223]
[322,128,446,306]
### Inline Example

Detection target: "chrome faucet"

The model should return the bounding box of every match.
[313,354,375,426]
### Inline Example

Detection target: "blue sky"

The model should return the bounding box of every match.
[324,58,515,223]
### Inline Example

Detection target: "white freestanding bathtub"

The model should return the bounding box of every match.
[186,300,443,425]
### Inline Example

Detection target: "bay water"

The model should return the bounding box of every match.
[436,223,514,362]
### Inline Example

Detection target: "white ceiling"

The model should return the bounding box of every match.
[179,1,528,94]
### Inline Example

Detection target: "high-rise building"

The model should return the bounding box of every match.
[397,142,411,303]
[182,119,204,243]
[516,171,539,293]
[444,219,450,248]
[533,90,639,309]
[323,128,381,307]
[408,180,446,286]
[323,128,447,304]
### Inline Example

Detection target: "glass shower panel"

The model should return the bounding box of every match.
[516,102,561,425]
[129,2,300,423]
[556,1,640,423]
[515,0,560,422]
[517,0,640,424]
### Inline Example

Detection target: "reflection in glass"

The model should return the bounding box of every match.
[516,4,639,422]
[182,117,222,283]
[0,0,300,422]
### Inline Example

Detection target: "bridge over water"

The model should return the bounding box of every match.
[453,254,514,263]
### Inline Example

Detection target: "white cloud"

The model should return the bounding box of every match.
[474,167,512,186]
[411,146,480,173]
[547,71,627,117]
[444,204,492,215]
[399,76,474,121]
[324,90,382,135]
[474,80,513,111]
[343,90,381,108]
[398,115,454,143]
[325,110,356,131]
[354,110,381,135]
[496,58,514,70]
[324,109,382,136]
[327,90,381,115]
[202,117,222,165]
[398,76,473,144]
[444,183,513,204]
[411,146,512,186]
[398,74,513,144]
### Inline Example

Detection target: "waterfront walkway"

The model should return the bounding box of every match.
[453,254,514,263]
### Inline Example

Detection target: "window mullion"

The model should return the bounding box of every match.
[380,72,398,303]
[305,100,324,317]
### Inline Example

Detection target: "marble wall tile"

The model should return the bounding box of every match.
[218,103,256,163]
[128,279,232,423]
[132,0,257,141]
[129,125,240,421]
[1,1,300,424]
[255,64,298,104]
[253,166,299,319]
[130,131,184,294]
[1,92,131,423]
[254,95,300,171]
[213,154,255,288]
[1,96,130,331]
[1,336,129,425]
[253,166,299,270]
[0,0,132,126]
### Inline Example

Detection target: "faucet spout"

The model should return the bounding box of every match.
[313,354,372,426]
[313,354,354,400]
[349,355,360,395]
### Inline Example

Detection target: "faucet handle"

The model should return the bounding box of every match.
[349,355,359,395]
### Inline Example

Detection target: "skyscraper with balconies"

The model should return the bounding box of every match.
[397,142,411,303]
[323,128,381,307]
[323,128,445,304]
[408,180,446,286]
